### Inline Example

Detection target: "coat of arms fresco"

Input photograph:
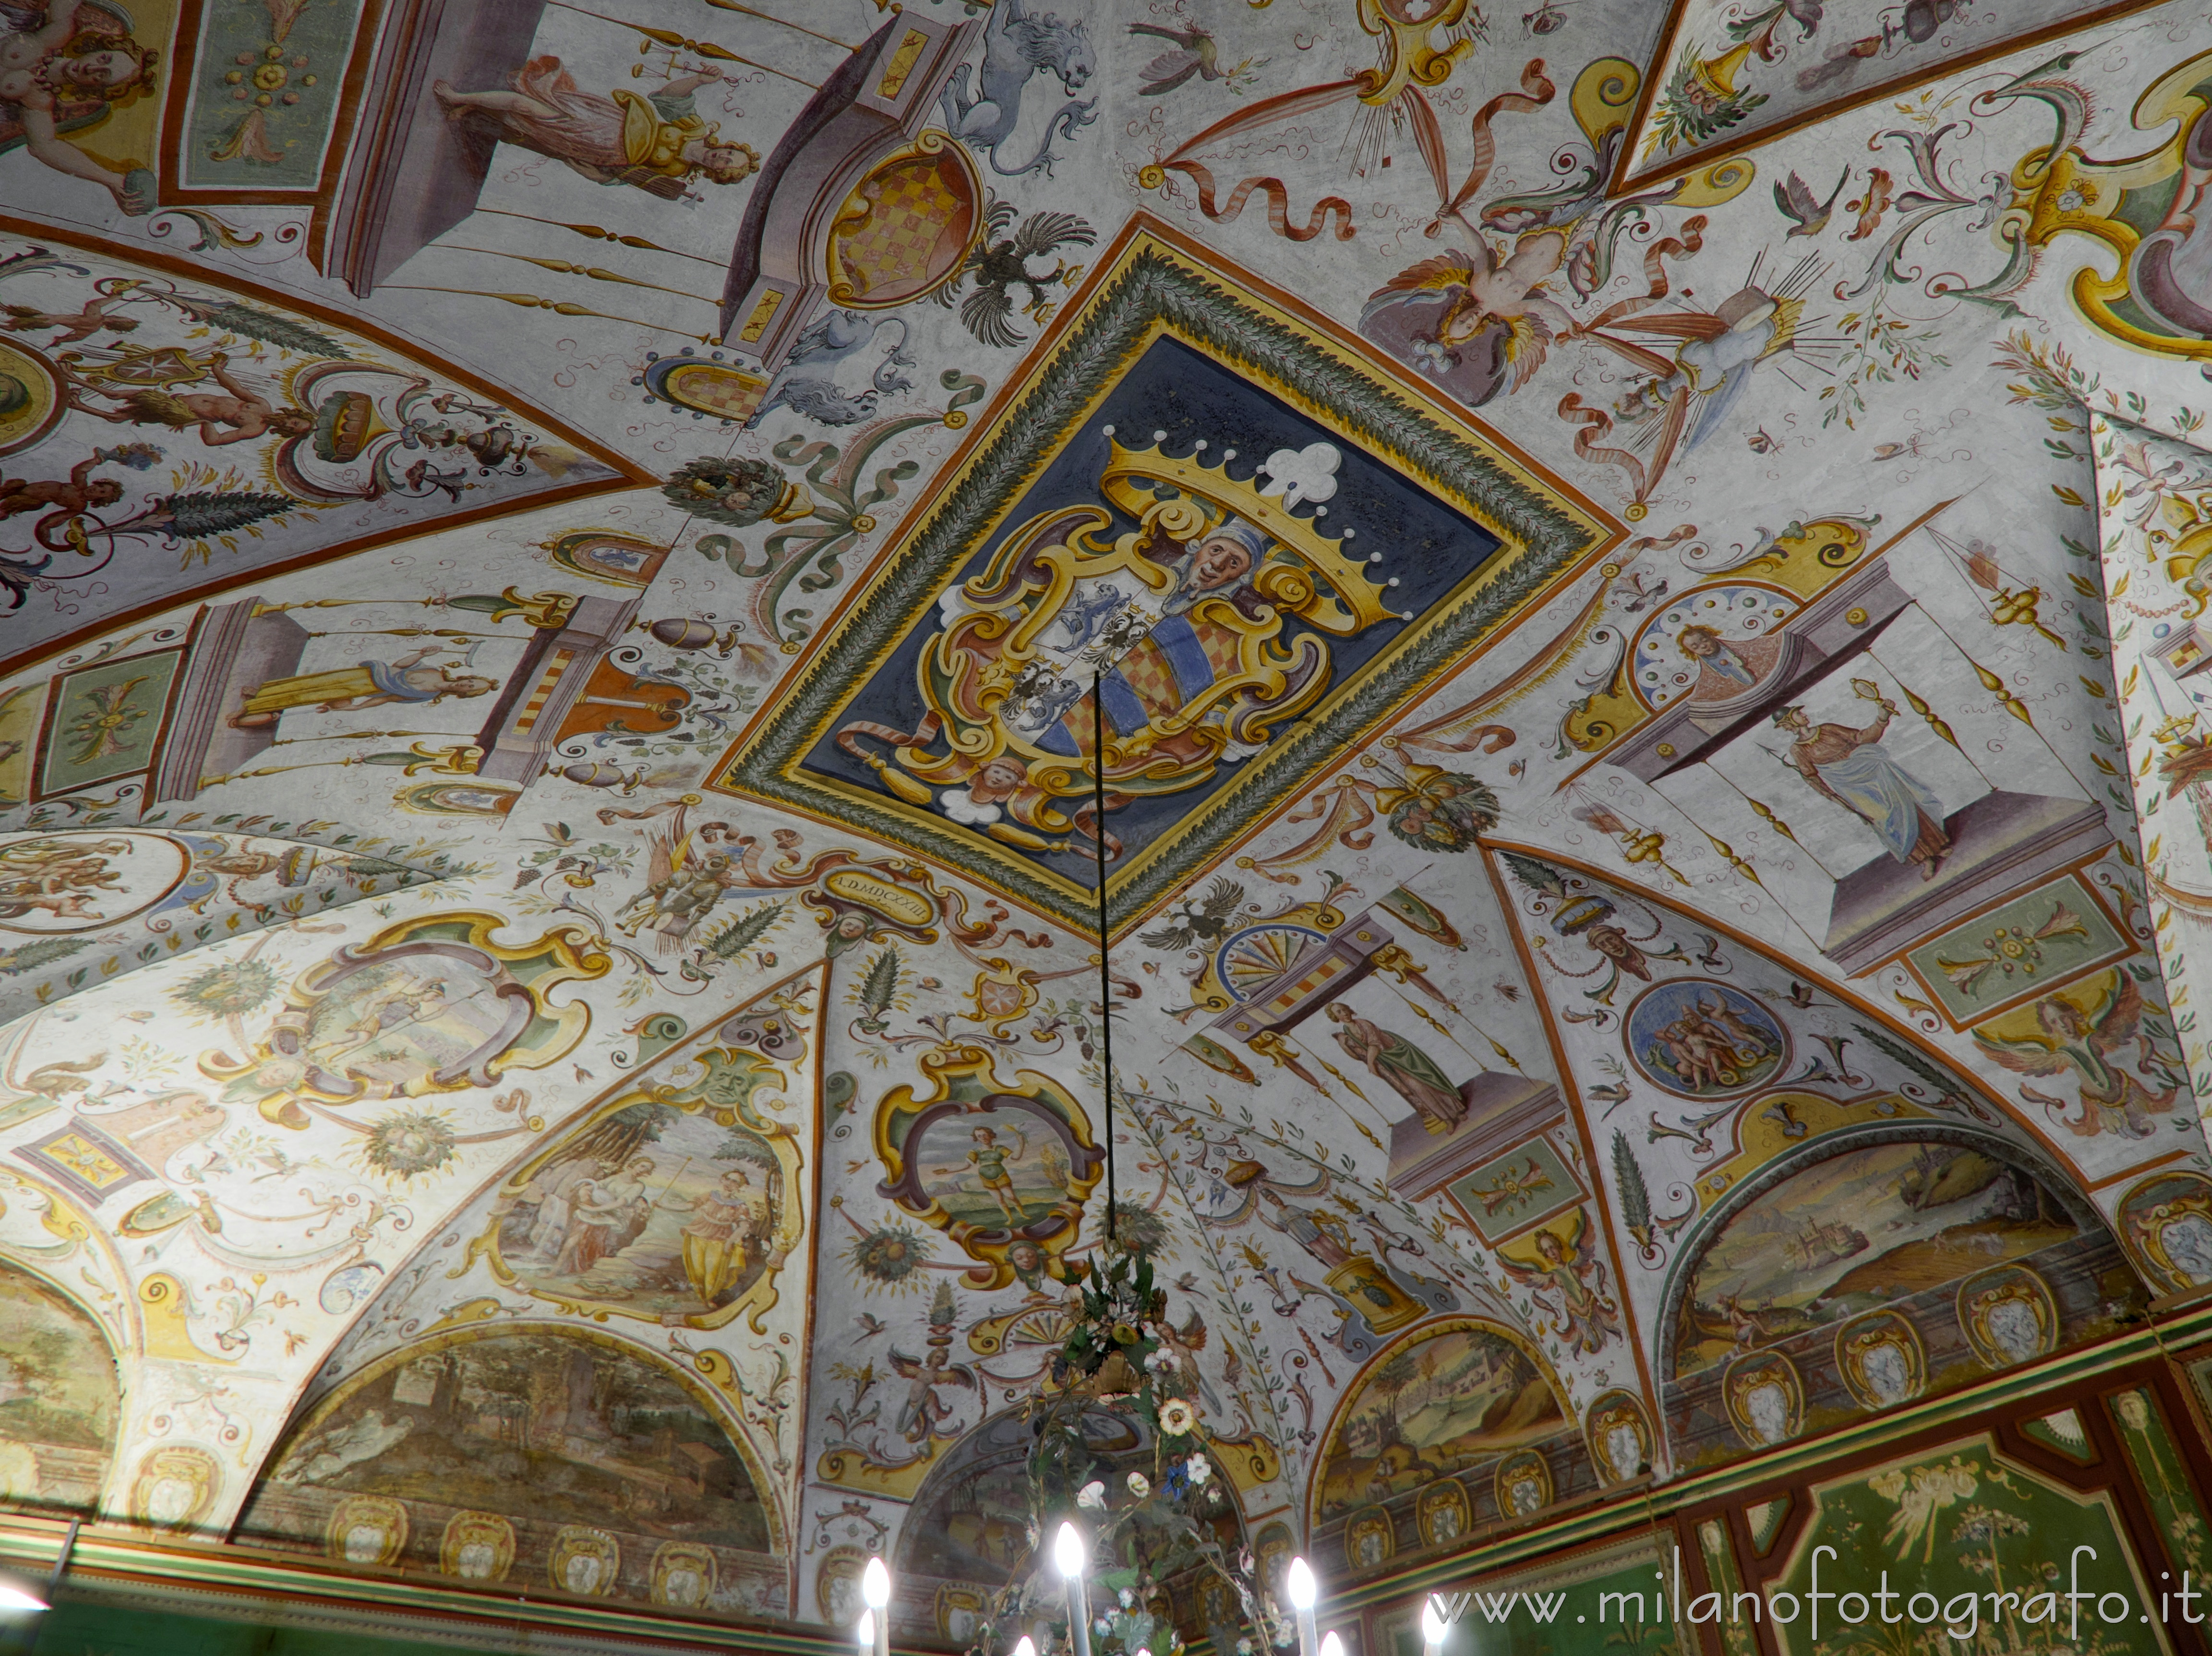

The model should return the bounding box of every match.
[715,228,1612,932]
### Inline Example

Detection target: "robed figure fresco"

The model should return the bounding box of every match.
[1774,696,1950,879]
[674,1168,770,1305]
[1323,1003,1466,1132]
[434,60,757,200]
[228,645,499,730]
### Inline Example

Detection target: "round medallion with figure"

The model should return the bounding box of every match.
[1623,978,1787,1098]
[0,832,190,933]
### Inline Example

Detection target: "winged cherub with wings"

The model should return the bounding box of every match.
[889,1345,978,1445]
[1358,226,1576,409]
[616,817,747,955]
[1973,977,2177,1141]
[1497,1212,1621,1354]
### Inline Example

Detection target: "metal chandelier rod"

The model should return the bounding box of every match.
[1092,674,1116,1247]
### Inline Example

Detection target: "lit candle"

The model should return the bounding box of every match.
[1320,1632,1345,1656]
[1286,1557,1319,1656]
[1056,1522,1091,1656]
[1421,1596,1447,1656]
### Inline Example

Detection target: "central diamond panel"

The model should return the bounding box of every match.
[714,224,1613,932]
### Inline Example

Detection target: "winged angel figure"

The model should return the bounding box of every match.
[889,1346,977,1445]
[1497,1211,1621,1354]
[615,818,749,954]
[1358,228,1578,407]
[1972,977,2177,1141]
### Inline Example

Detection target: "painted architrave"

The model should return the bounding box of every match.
[712,217,1616,935]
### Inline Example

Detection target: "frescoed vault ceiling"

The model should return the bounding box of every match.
[2,0,2212,1639]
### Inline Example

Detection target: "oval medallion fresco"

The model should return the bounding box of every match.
[0,833,190,933]
[1624,978,1787,1098]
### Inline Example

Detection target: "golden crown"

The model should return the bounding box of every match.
[1097,434,1403,637]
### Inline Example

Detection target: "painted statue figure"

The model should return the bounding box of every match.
[1774,699,1950,879]
[1323,1003,1466,1132]
[433,60,756,200]
[228,645,500,730]
[1255,1186,1356,1269]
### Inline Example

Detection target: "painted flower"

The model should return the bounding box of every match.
[1186,1453,1212,1486]
[1158,1399,1198,1437]
[359,1107,457,1183]
[1112,1322,1140,1344]
[847,1221,935,1291]
[1077,1480,1106,1510]
[1127,1472,1151,1499]
[170,959,279,1020]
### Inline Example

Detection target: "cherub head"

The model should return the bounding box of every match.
[1676,624,1723,662]
[2036,996,2092,1041]
[439,674,501,701]
[833,913,871,943]
[1534,1230,1566,1263]
[970,756,1029,803]
[84,478,124,506]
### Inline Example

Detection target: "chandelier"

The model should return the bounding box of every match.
[853,1519,1352,1656]
[847,684,1334,1656]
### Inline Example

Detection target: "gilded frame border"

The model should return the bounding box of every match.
[710,218,1614,935]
